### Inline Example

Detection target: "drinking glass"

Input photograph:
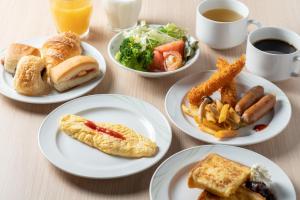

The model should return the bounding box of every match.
[49,0,93,37]
[102,0,142,32]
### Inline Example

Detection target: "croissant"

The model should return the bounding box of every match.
[14,56,51,96]
[41,32,82,72]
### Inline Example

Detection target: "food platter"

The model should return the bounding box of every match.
[0,37,106,104]
[165,70,291,146]
[150,145,296,200]
[38,94,172,178]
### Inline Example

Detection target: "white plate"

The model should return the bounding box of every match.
[38,94,172,179]
[165,70,291,146]
[107,24,200,78]
[150,145,296,200]
[0,37,106,104]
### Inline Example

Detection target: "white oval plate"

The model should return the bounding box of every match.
[107,24,200,78]
[38,94,172,179]
[150,145,296,200]
[165,70,291,146]
[0,37,106,104]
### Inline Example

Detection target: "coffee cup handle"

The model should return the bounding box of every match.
[247,19,262,32]
[291,56,300,77]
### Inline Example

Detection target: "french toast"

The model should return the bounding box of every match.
[198,187,266,200]
[188,153,250,197]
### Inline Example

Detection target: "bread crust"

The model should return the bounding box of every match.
[188,153,250,198]
[50,55,100,92]
[13,56,51,96]
[41,32,82,71]
[4,43,40,74]
[50,55,98,82]
[198,187,266,200]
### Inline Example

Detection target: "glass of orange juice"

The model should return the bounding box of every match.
[49,0,93,37]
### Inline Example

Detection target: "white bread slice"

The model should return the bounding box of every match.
[50,55,101,92]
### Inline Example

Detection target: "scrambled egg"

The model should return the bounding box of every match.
[60,114,158,158]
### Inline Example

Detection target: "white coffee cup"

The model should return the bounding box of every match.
[246,27,300,82]
[196,0,261,49]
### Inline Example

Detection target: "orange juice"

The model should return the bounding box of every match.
[50,0,93,36]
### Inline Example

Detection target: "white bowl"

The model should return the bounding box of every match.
[107,25,200,78]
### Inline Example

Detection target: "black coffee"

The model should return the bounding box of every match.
[253,39,297,54]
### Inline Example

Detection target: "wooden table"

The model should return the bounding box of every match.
[0,0,299,199]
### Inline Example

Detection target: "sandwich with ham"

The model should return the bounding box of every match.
[50,55,101,92]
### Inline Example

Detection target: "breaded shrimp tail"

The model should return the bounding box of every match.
[220,81,237,107]
[216,58,238,107]
[188,55,245,106]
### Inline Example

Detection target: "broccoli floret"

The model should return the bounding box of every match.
[118,37,153,71]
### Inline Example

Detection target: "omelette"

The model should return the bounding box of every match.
[60,114,158,158]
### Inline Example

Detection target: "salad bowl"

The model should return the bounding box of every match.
[108,24,200,78]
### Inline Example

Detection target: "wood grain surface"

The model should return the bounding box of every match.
[0,0,299,199]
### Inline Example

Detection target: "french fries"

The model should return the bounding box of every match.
[205,111,216,123]
[198,122,218,136]
[216,100,223,112]
[229,107,241,124]
[182,98,241,139]
[182,104,198,117]
[219,104,230,123]
[215,130,238,138]
[202,119,222,131]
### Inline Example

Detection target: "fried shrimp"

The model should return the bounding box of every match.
[220,82,238,107]
[216,58,238,107]
[188,55,245,106]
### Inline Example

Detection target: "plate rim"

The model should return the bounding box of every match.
[107,24,200,77]
[38,94,172,179]
[0,37,106,104]
[149,144,296,200]
[164,70,292,146]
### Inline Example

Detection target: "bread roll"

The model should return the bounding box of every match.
[41,32,82,72]
[14,56,51,96]
[50,55,101,92]
[4,43,40,74]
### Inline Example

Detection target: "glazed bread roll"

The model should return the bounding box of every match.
[41,32,82,71]
[4,43,40,74]
[14,56,51,96]
[50,55,101,92]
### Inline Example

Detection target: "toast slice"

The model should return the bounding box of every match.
[198,187,266,200]
[188,153,250,197]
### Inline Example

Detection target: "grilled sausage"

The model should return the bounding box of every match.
[235,86,264,115]
[242,94,276,124]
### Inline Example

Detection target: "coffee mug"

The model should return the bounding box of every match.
[246,27,300,82]
[196,0,261,49]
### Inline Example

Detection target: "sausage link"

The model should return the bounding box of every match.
[235,85,264,115]
[242,94,276,124]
